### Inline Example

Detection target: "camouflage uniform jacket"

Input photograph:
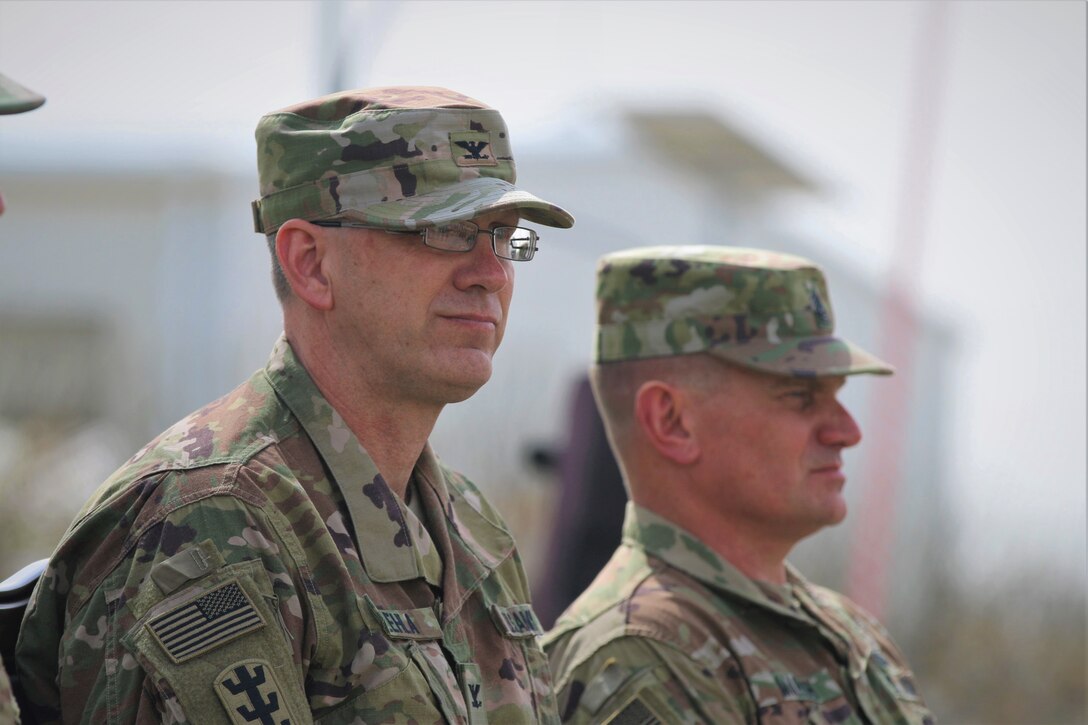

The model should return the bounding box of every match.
[16,335,557,724]
[543,504,934,724]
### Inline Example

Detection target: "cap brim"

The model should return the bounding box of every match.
[336,176,574,231]
[708,336,894,377]
[0,73,45,115]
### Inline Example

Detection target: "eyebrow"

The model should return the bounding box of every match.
[769,377,845,394]
[769,377,812,390]
[489,210,523,226]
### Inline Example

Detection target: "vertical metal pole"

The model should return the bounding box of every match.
[316,0,347,94]
[314,1,401,94]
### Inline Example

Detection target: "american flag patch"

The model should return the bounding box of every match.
[148,580,265,664]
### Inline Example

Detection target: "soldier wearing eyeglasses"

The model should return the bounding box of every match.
[543,247,934,724]
[17,87,573,724]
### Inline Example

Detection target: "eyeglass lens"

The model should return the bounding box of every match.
[424,223,537,261]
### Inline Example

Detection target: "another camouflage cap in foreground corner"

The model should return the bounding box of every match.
[252,86,574,235]
[0,72,45,115]
[595,245,893,377]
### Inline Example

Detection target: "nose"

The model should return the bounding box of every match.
[453,233,512,293]
[819,399,862,449]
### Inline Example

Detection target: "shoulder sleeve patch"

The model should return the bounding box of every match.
[215,659,300,724]
[148,579,265,663]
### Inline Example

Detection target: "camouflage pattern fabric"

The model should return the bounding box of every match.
[16,335,558,724]
[595,246,893,377]
[0,663,18,723]
[252,86,574,234]
[543,504,934,724]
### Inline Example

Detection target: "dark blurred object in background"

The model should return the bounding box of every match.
[533,377,627,629]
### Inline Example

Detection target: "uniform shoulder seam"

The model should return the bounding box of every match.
[64,461,266,617]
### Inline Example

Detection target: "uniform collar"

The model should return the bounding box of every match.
[623,502,810,621]
[625,503,874,672]
[416,458,517,619]
[262,334,515,593]
[263,334,441,585]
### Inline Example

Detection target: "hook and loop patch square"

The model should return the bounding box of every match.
[147,578,265,664]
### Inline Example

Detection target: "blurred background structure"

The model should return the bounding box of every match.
[1,2,1084,722]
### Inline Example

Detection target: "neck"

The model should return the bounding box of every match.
[700,528,793,585]
[629,468,796,586]
[285,324,441,499]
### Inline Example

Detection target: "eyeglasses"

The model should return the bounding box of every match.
[311,219,540,261]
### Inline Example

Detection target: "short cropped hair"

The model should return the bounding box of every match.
[266,234,291,303]
[590,354,727,458]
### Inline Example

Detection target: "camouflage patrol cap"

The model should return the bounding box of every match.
[0,72,45,115]
[252,86,574,235]
[595,245,893,377]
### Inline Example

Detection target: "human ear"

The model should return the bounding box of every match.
[633,381,700,465]
[275,220,333,311]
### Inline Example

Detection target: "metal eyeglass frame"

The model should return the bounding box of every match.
[310,219,540,261]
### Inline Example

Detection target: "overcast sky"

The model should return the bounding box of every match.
[1,1,1084,588]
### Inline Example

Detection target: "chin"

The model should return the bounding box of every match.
[441,379,488,404]
[440,364,493,403]
[823,500,848,527]
[417,348,493,401]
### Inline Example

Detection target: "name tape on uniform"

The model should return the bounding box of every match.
[489,604,543,639]
[366,596,444,640]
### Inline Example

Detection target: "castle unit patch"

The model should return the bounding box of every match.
[215,659,295,725]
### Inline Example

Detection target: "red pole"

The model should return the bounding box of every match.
[846,1,951,617]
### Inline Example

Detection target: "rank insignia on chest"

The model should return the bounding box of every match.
[148,579,265,663]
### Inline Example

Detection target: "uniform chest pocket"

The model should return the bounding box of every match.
[314,641,475,725]
[490,603,559,724]
[314,598,478,725]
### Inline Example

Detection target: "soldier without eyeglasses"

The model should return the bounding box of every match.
[544,246,935,724]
